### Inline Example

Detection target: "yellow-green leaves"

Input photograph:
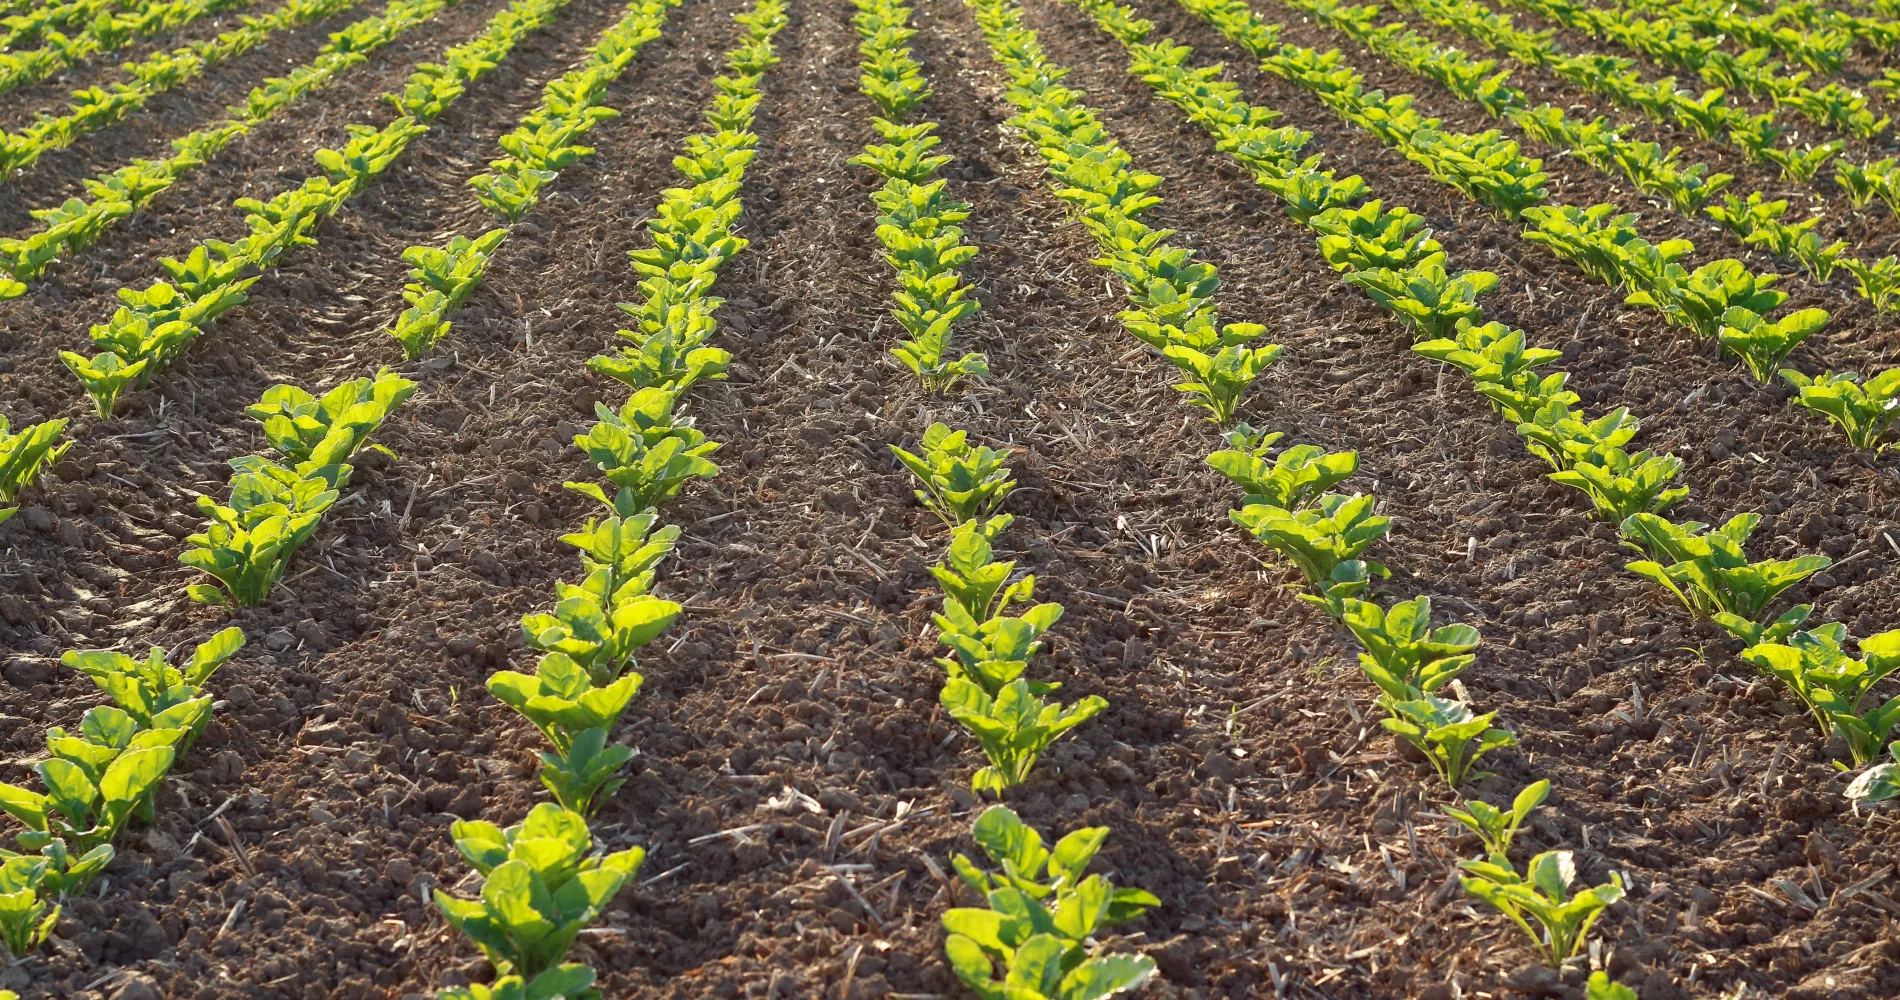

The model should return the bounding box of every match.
[0,416,68,527]
[1205,422,1356,511]
[1742,626,1900,766]
[1781,368,1900,452]
[892,422,1015,533]
[390,228,508,359]
[0,854,59,960]
[435,804,645,977]
[1459,851,1624,965]
[849,10,987,393]
[941,805,1158,999]
[568,389,720,517]
[1620,512,1831,642]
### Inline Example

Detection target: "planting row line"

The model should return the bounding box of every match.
[849,0,988,393]
[56,0,577,421]
[0,0,468,300]
[1387,0,1900,228]
[423,2,788,996]
[1302,0,1900,314]
[968,0,1638,984]
[0,0,366,180]
[1610,0,1899,74]
[1494,0,1889,139]
[0,0,253,95]
[0,0,688,985]
[1252,0,1898,452]
[1159,0,1900,796]
[2,0,140,48]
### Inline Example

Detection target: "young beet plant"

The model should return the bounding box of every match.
[182,369,414,605]
[1781,368,1899,453]
[1443,776,1625,968]
[0,629,243,910]
[1620,512,1831,645]
[505,511,681,814]
[891,421,1015,535]
[1460,851,1624,967]
[901,423,1103,794]
[0,416,68,528]
[1231,492,1390,617]
[434,803,644,1000]
[1742,626,1900,767]
[942,805,1158,1000]
[389,228,508,359]
[566,387,720,517]
[1206,423,1357,511]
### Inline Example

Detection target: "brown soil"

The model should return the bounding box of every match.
[0,0,1895,997]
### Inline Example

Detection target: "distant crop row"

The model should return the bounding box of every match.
[1497,0,1889,138]
[60,0,576,420]
[0,0,362,179]
[963,0,1628,979]
[1169,0,1900,798]
[851,0,989,392]
[1251,0,1900,454]
[0,0,253,96]
[1042,0,1898,969]
[0,0,470,302]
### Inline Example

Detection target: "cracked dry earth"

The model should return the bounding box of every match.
[0,0,1897,997]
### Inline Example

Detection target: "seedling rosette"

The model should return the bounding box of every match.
[1459,851,1623,966]
[1620,512,1830,644]
[941,678,1106,794]
[1780,369,1899,452]
[435,803,644,992]
[1743,626,1900,766]
[0,416,69,527]
[941,805,1159,1000]
[1205,423,1357,511]
[892,422,1015,533]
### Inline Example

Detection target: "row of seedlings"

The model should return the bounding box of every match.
[393,0,684,357]
[1266,0,1900,450]
[893,423,1166,999]
[0,0,473,301]
[0,0,121,47]
[0,628,249,973]
[1163,0,1900,810]
[1609,0,1895,75]
[843,11,1174,997]
[55,0,582,421]
[1198,0,1894,456]
[0,1,629,941]
[1384,0,1900,204]
[1492,0,1890,139]
[165,0,674,608]
[427,3,789,997]
[848,0,988,393]
[1285,0,1900,311]
[0,0,688,985]
[1047,0,1637,976]
[0,0,366,181]
[0,0,253,94]
[964,0,1615,987]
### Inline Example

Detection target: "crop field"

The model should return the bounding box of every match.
[0,0,1898,996]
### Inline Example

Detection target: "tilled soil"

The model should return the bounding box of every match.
[0,0,1897,997]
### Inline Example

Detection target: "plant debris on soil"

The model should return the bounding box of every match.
[0,0,1897,997]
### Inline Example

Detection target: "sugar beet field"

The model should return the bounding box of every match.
[2,0,1900,996]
